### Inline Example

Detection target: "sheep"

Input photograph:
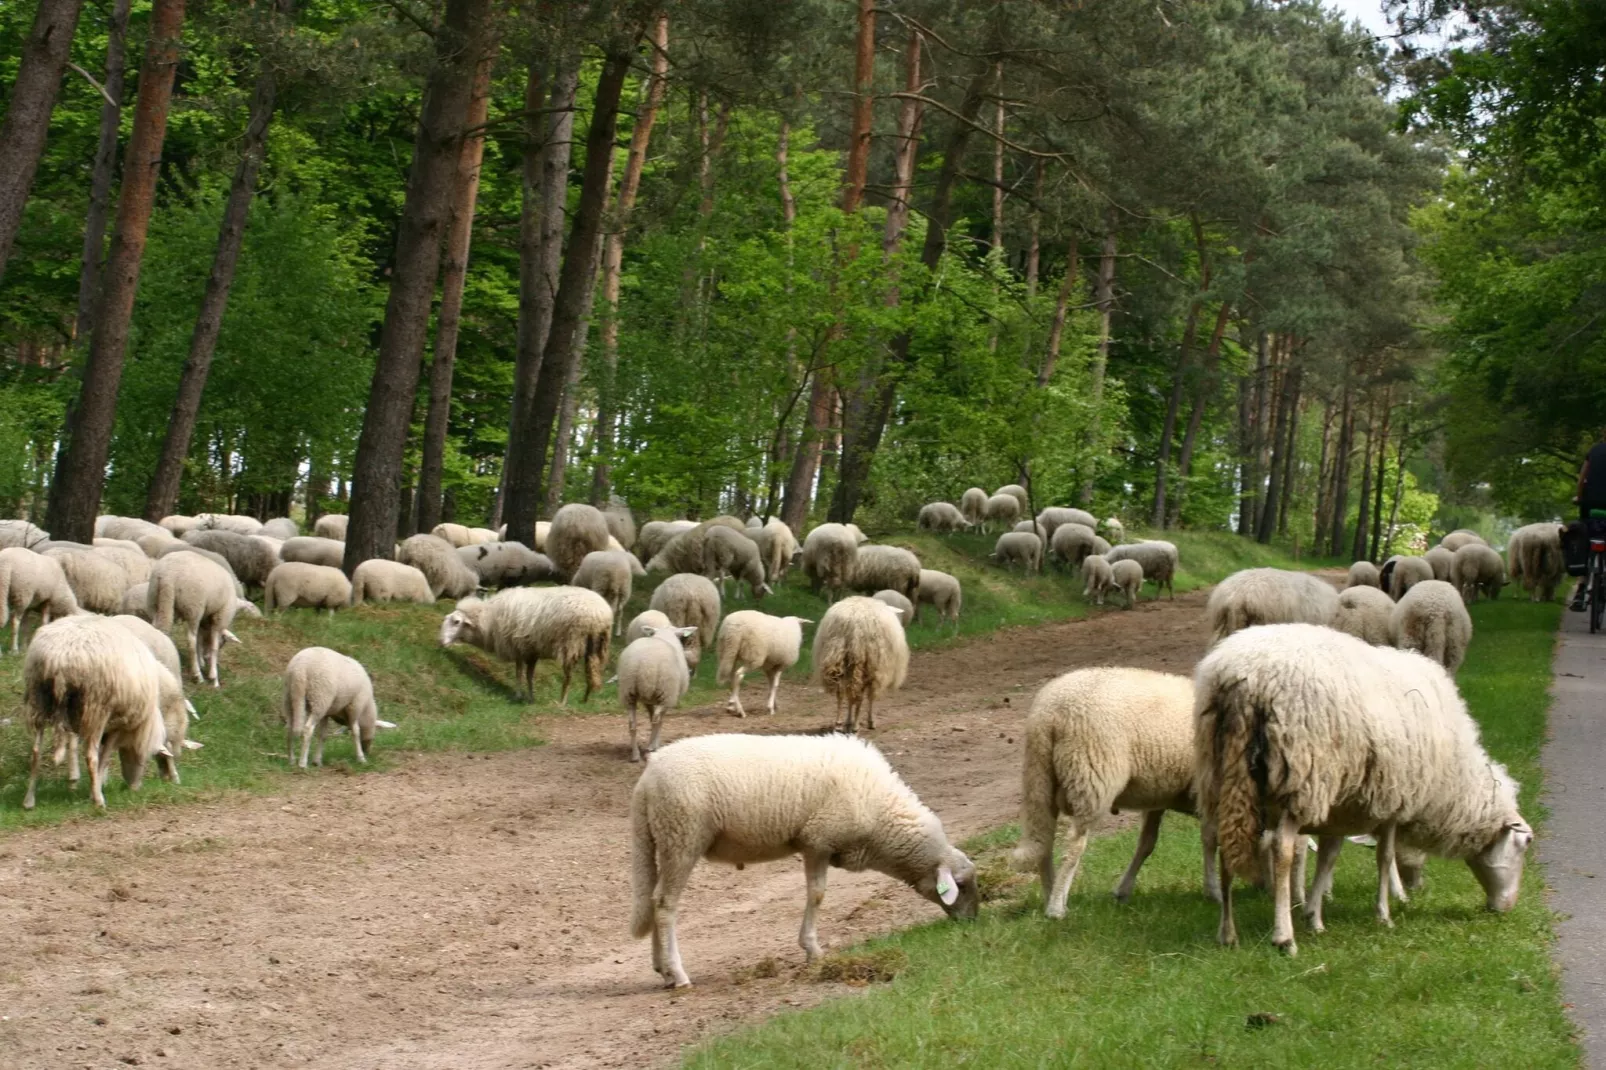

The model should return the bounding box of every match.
[703,525,770,599]
[198,513,263,536]
[1037,507,1097,539]
[603,505,636,550]
[547,503,612,577]
[1346,561,1380,589]
[617,623,698,762]
[959,487,988,526]
[93,540,153,583]
[801,523,859,600]
[982,492,1021,532]
[715,611,811,718]
[1439,530,1486,553]
[915,568,962,628]
[1081,554,1114,605]
[0,518,50,548]
[431,522,474,547]
[109,613,185,685]
[746,516,763,529]
[1050,522,1101,569]
[1011,667,1216,917]
[996,483,1030,516]
[1102,517,1125,544]
[466,526,500,545]
[397,533,478,600]
[1014,520,1049,541]
[262,517,299,540]
[637,520,695,564]
[1507,522,1564,603]
[22,615,176,810]
[1091,534,1112,557]
[625,609,674,645]
[351,559,435,606]
[850,544,921,600]
[0,547,79,652]
[439,586,612,703]
[159,514,204,537]
[457,541,554,588]
[1205,568,1339,643]
[872,589,915,626]
[1105,540,1178,600]
[645,522,714,575]
[532,520,552,551]
[96,515,167,543]
[1111,558,1144,608]
[157,542,242,588]
[917,502,970,533]
[313,514,349,540]
[1424,546,1454,582]
[40,545,128,613]
[280,535,347,570]
[1195,623,1532,954]
[135,530,180,558]
[571,550,637,635]
[282,647,378,768]
[991,531,1042,573]
[1385,555,1434,600]
[119,582,150,619]
[263,562,352,616]
[1332,585,1396,645]
[1390,579,1473,674]
[648,573,721,671]
[747,517,800,583]
[812,595,908,732]
[1451,542,1506,603]
[182,528,279,588]
[630,733,978,987]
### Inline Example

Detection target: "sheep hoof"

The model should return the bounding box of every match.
[1274,938,1298,957]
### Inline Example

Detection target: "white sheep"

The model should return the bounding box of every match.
[1012,667,1217,917]
[282,646,379,768]
[263,561,352,615]
[648,573,721,671]
[915,568,962,629]
[0,547,78,652]
[603,505,637,550]
[313,514,349,540]
[158,514,203,536]
[746,517,800,584]
[1091,533,1112,557]
[466,526,500,545]
[351,559,435,606]
[0,518,50,548]
[572,550,638,635]
[812,595,908,732]
[625,609,673,645]
[262,517,299,540]
[982,492,1021,532]
[1111,558,1144,608]
[92,540,153,584]
[1101,517,1125,544]
[1346,561,1380,589]
[1036,507,1097,539]
[1014,519,1049,541]
[715,610,811,718]
[1331,584,1395,645]
[1205,568,1339,643]
[440,586,612,703]
[135,530,180,558]
[1451,542,1506,603]
[991,530,1042,573]
[645,522,714,575]
[1050,522,1101,569]
[197,513,263,536]
[1104,540,1177,600]
[1382,555,1433,600]
[548,503,612,577]
[1195,623,1531,954]
[95,515,166,543]
[431,522,474,547]
[43,546,129,613]
[704,525,770,599]
[1081,553,1114,605]
[850,544,921,600]
[959,487,988,526]
[1438,530,1486,553]
[636,520,695,564]
[1506,522,1564,603]
[1390,578,1473,674]
[1424,545,1454,582]
[629,733,978,987]
[183,528,280,588]
[996,483,1030,516]
[457,540,555,588]
[148,551,248,686]
[801,523,859,600]
[917,502,970,533]
[109,613,185,686]
[108,614,195,770]
[617,623,698,762]
[872,589,915,627]
[397,533,478,600]
[280,535,346,569]
[119,582,150,619]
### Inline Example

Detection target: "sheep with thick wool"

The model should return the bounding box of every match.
[197,513,263,536]
[1439,530,1486,553]
[108,614,193,771]
[93,541,153,585]
[1194,623,1532,955]
[1105,540,1178,600]
[703,525,770,599]
[262,517,298,540]
[918,502,970,533]
[746,517,799,583]
[456,540,554,587]
[1424,546,1454,582]
[398,533,478,600]
[1012,667,1218,917]
[351,559,435,606]
[625,609,673,645]
[119,582,149,619]
[1383,555,1434,600]
[0,519,50,549]
[1205,568,1339,644]
[158,514,203,537]
[1050,522,1101,569]
[264,562,352,616]
[617,623,698,762]
[992,531,1042,574]
[850,544,921,600]
[182,528,279,588]
[572,550,639,634]
[873,589,914,626]
[441,586,612,703]
[648,573,720,671]
[1102,517,1125,544]
[645,522,714,575]
[43,546,129,614]
[982,493,1021,532]
[548,504,613,578]
[430,522,475,548]
[812,595,908,732]
[96,515,167,543]
[279,535,346,569]
[1346,561,1380,589]
[636,520,695,565]
[959,487,988,526]
[1451,542,1506,603]
[1390,579,1472,674]
[1111,559,1144,608]
[630,733,978,987]
[313,514,349,540]
[157,543,242,591]
[0,547,78,653]
[1332,585,1395,645]
[110,614,185,686]
[716,611,811,718]
[915,568,961,628]
[135,530,180,558]
[603,505,636,551]
[1036,507,1098,539]
[1081,554,1114,605]
[996,484,1030,515]
[1507,522,1564,603]
[282,647,378,768]
[801,523,859,600]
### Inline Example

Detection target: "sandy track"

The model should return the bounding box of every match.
[0,589,1212,1069]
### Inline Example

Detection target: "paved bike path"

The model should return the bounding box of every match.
[1544,607,1606,1065]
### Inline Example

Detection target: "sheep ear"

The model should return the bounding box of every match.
[936,866,959,905]
[182,739,203,751]
[675,626,698,638]
[156,745,174,759]
[375,719,398,730]
[795,617,815,625]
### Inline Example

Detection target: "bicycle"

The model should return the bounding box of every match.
[1565,511,1606,633]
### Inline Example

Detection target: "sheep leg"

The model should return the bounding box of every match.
[647,703,664,754]
[10,614,20,653]
[298,714,318,770]
[865,694,876,731]
[23,725,44,809]
[558,664,572,706]
[85,729,108,809]
[1217,852,1238,946]
[314,717,332,767]
[1375,823,1397,927]
[1114,810,1164,903]
[119,746,147,791]
[1303,835,1344,933]
[205,622,223,687]
[64,733,80,785]
[652,854,696,988]
[1269,812,1300,955]
[1292,836,1308,908]
[765,668,782,716]
[799,851,831,961]
[1200,819,1221,903]
[350,717,367,764]
[1045,824,1090,920]
[628,700,642,763]
[725,665,747,718]
[837,694,850,734]
[187,621,204,683]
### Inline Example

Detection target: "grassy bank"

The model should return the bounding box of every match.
[686,599,1575,1069]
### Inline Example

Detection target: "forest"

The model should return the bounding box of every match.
[0,0,1600,559]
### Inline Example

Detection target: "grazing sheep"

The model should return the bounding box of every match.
[716,611,810,718]
[1050,522,1101,569]
[604,505,637,551]
[280,536,346,569]
[1195,624,1531,954]
[182,528,280,588]
[1507,522,1564,603]
[1081,554,1114,605]
[704,525,770,599]
[625,609,674,645]
[648,573,721,670]
[313,514,349,540]
[532,520,552,551]
[915,569,962,628]
[457,541,555,588]
[801,523,859,600]
[747,517,800,583]
[1451,543,1506,603]
[746,516,763,529]
[262,517,299,540]
[1204,568,1339,643]
[850,544,921,600]
[1385,555,1434,600]
[198,513,264,536]
[645,522,713,575]
[0,547,79,652]
[397,533,478,600]
[1439,530,1486,553]
[465,526,500,545]
[1111,558,1144,608]
[0,518,50,549]
[157,542,242,589]
[618,623,698,761]
[630,733,978,987]
[1037,507,1098,539]
[1346,561,1380,589]
[96,516,167,543]
[1015,520,1049,541]
[637,520,695,564]
[42,546,129,614]
[1332,585,1395,645]
[1424,546,1454,582]
[1390,579,1473,674]
[282,647,378,768]
[812,596,908,732]
[431,522,475,548]
[263,562,352,615]
[572,550,637,635]
[1102,517,1125,544]
[548,503,613,577]
[982,493,1021,532]
[991,531,1042,573]
[135,530,181,558]
[109,613,185,685]
[119,582,150,620]
[351,559,435,606]
[996,484,1031,516]
[959,487,988,526]
[158,514,203,537]
[440,586,612,703]
[1091,534,1112,557]
[918,502,970,533]
[1012,667,1216,917]
[93,540,153,583]
[1105,540,1178,600]
[872,589,915,626]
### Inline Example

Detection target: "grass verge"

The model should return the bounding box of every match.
[685,598,1576,1069]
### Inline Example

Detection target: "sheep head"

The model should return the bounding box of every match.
[440,598,485,647]
[1467,818,1533,912]
[915,847,979,920]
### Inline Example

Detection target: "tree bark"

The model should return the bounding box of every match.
[1257,348,1297,543]
[1351,399,1374,563]
[990,62,1004,257]
[0,0,87,286]
[1277,369,1300,536]
[1024,161,1041,297]
[1038,249,1077,386]
[145,2,292,522]
[1082,214,1117,505]
[46,0,184,544]
[1169,301,1232,527]
[1367,388,1392,560]
[881,30,922,256]
[416,33,496,534]
[1383,416,1409,556]
[840,0,876,215]
[343,0,495,573]
[1152,299,1200,528]
[73,0,132,344]
[1328,381,1354,557]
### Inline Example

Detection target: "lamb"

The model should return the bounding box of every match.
[1102,517,1125,544]
[1332,584,1396,645]
[0,547,79,652]
[812,595,908,732]
[262,517,299,540]
[747,517,799,583]
[1050,522,1101,569]
[996,483,1031,515]
[982,492,1021,532]
[604,505,636,550]
[1439,530,1486,553]
[959,487,988,526]
[0,518,50,548]
[351,559,435,606]
[629,733,978,987]
[715,611,811,718]
[1450,542,1506,603]
[1111,558,1144,608]
[1090,534,1112,557]
[183,528,280,588]
[1105,540,1178,599]
[1011,667,1217,917]
[440,586,612,703]
[1385,555,1434,600]
[1081,553,1114,605]
[636,520,695,564]
[617,623,698,761]
[917,502,970,533]
[571,550,638,634]
[263,562,352,615]
[800,523,859,600]
[1346,561,1380,589]
[1204,568,1339,643]
[1424,545,1454,582]
[431,522,475,547]
[547,503,612,577]
[850,544,921,600]
[872,589,915,626]
[1036,507,1097,539]
[915,568,962,628]
[457,541,554,587]
[991,531,1042,573]
[625,609,674,645]
[1506,522,1564,603]
[280,535,347,569]
[648,573,721,671]
[1194,623,1532,955]
[282,646,379,768]
[703,525,770,599]
[1390,579,1473,674]
[313,514,349,540]
[397,533,478,599]
[158,514,204,536]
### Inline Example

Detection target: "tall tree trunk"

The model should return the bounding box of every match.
[1383,417,1409,557]
[45,0,184,543]
[145,2,291,522]
[73,0,132,344]
[1024,161,1041,297]
[1037,248,1077,386]
[990,62,1004,257]
[416,34,496,534]
[881,30,922,256]
[1351,401,1374,563]
[1313,398,1335,546]
[343,0,495,573]
[840,0,876,214]
[1082,214,1117,505]
[502,42,635,547]
[1328,382,1354,557]
[1169,301,1232,527]
[1367,389,1392,560]
[0,0,87,285]
[1277,369,1300,537]
[1152,300,1200,528]
[1257,349,1297,543]
[590,13,668,506]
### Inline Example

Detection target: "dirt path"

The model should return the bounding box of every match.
[0,590,1214,1069]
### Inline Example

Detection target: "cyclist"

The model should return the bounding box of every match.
[1570,426,1606,610]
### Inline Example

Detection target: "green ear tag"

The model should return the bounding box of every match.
[937,877,953,896]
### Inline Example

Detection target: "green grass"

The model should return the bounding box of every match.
[685,598,1577,1070]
